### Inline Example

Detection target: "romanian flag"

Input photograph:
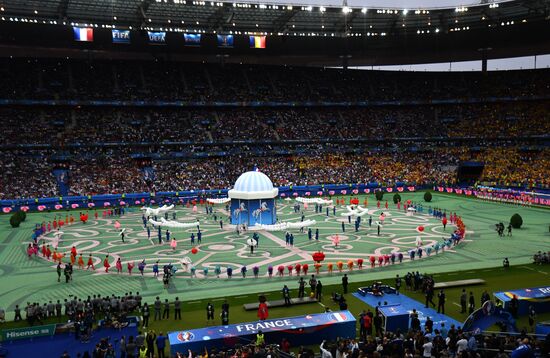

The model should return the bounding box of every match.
[73,27,94,42]
[249,36,266,49]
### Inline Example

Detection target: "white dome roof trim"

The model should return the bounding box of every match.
[229,171,279,200]
[234,0,511,10]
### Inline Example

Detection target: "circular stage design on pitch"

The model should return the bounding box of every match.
[33,200,468,280]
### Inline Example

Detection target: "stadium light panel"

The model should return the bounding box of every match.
[403,9,408,15]
[361,8,367,14]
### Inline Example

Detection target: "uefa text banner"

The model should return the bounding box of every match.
[148,31,166,44]
[112,29,131,44]
[1,324,56,341]
[249,36,266,49]
[217,34,234,48]
[184,33,201,47]
[73,27,93,42]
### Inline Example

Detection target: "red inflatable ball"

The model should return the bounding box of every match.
[58,220,65,227]
[407,199,412,205]
[417,225,425,232]
[312,251,326,263]
[191,247,198,254]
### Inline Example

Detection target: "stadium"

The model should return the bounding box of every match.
[0,0,549,357]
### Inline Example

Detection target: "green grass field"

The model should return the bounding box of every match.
[1,192,549,342]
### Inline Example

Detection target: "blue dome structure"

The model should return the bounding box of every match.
[233,171,274,193]
[228,171,278,226]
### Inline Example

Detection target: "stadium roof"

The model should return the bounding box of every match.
[236,0,514,10]
[0,0,547,37]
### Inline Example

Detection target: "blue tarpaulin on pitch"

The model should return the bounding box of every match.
[352,292,462,333]
[494,286,550,315]
[169,311,356,355]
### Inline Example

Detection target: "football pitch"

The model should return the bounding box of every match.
[0,192,549,319]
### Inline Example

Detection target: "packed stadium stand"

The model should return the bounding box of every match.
[1,1,550,358]
[0,59,548,199]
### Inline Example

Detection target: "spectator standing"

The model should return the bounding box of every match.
[162,299,170,319]
[460,289,467,313]
[156,332,167,358]
[153,297,161,320]
[119,336,126,358]
[437,290,446,314]
[468,292,475,314]
[342,274,349,294]
[316,280,323,301]
[141,303,150,328]
[282,285,291,306]
[174,297,181,320]
[146,330,156,358]
[126,336,136,358]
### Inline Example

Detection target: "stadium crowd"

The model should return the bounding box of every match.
[0,59,549,200]
[1,58,550,101]
[533,251,550,264]
[1,102,549,145]
[1,146,549,199]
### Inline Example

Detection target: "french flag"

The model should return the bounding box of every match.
[332,312,347,322]
[73,27,94,42]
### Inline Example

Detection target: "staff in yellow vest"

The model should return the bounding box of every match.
[138,344,147,357]
[256,330,265,346]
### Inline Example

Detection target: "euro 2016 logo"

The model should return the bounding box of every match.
[177,331,194,342]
